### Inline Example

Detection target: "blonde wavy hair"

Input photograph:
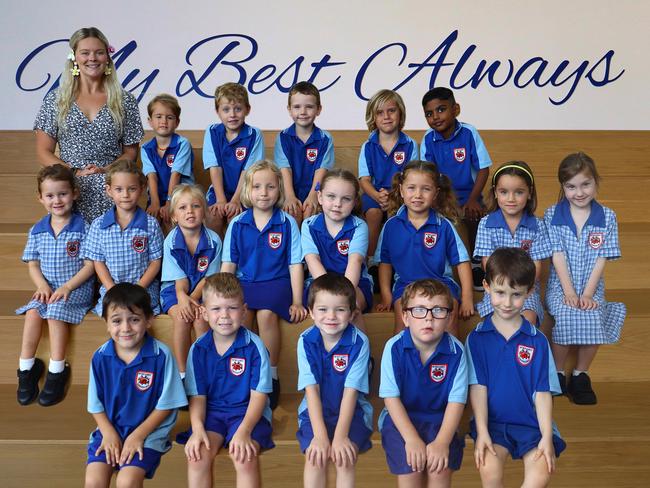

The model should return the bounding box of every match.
[57,27,125,133]
[240,160,285,209]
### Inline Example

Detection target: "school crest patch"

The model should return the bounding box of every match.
[517,345,535,366]
[453,147,466,162]
[230,357,246,376]
[430,364,447,383]
[306,148,318,163]
[336,239,350,255]
[132,236,147,253]
[235,147,247,161]
[135,371,154,391]
[424,232,437,249]
[393,151,405,165]
[166,154,175,167]
[197,256,209,272]
[520,239,533,253]
[268,232,282,249]
[66,240,80,258]
[588,232,604,249]
[332,354,349,372]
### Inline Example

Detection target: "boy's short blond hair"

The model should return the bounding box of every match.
[240,160,285,209]
[147,93,181,118]
[105,159,147,187]
[169,184,208,222]
[214,82,250,111]
[365,89,406,132]
[203,272,244,302]
[401,279,453,309]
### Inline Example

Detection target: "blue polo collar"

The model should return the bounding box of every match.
[476,314,537,337]
[304,323,356,350]
[429,120,462,142]
[143,133,180,152]
[171,225,214,253]
[239,207,284,230]
[101,333,156,364]
[485,209,538,232]
[196,326,250,357]
[311,213,356,238]
[550,199,606,236]
[285,124,322,145]
[32,212,85,236]
[395,205,441,227]
[100,206,148,230]
[368,130,409,147]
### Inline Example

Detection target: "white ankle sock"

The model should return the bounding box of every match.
[558,370,566,376]
[179,371,186,380]
[572,369,587,377]
[19,357,35,372]
[271,366,278,380]
[49,359,65,374]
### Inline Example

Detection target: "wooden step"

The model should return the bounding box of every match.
[0,383,648,487]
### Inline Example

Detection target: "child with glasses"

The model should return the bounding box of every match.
[379,279,468,487]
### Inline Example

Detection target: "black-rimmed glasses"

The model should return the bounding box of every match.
[405,306,452,319]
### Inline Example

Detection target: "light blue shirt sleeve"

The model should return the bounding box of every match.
[21,228,38,262]
[466,123,492,169]
[82,219,105,262]
[465,334,479,385]
[250,333,273,393]
[160,231,187,282]
[447,337,469,403]
[140,146,155,176]
[373,223,387,264]
[378,335,400,398]
[300,218,319,259]
[184,344,199,396]
[273,133,290,169]
[343,330,370,394]
[202,125,218,169]
[172,137,194,177]
[206,230,223,274]
[473,216,492,258]
[155,342,188,409]
[546,341,561,395]
[357,141,370,178]
[419,132,429,161]
[409,137,419,162]
[245,127,265,169]
[87,360,104,413]
[287,213,302,265]
[529,218,553,261]
[348,218,368,257]
[221,219,235,263]
[320,130,335,170]
[297,334,317,390]
[447,218,470,263]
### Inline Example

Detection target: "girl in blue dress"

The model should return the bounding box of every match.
[474,161,551,326]
[545,152,626,404]
[221,160,307,408]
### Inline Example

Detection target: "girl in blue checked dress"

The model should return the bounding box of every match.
[161,184,222,376]
[474,161,551,326]
[545,152,626,405]
[302,169,373,330]
[221,160,307,409]
[16,165,95,406]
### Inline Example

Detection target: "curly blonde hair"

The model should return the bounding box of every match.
[57,27,125,133]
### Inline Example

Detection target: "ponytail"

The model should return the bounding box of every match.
[387,171,405,217]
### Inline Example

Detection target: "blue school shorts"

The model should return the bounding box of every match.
[362,193,387,214]
[87,432,162,479]
[469,419,566,460]
[297,410,372,454]
[380,415,464,475]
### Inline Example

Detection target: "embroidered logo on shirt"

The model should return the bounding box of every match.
[337,239,350,255]
[235,147,247,161]
[135,370,154,391]
[268,232,282,249]
[166,154,175,167]
[132,236,148,253]
[517,345,535,366]
[430,364,448,383]
[197,256,209,272]
[332,354,349,372]
[588,232,604,249]
[521,239,533,253]
[66,240,80,258]
[453,147,466,162]
[424,232,438,249]
[230,357,246,376]
[393,151,405,165]
[306,148,318,163]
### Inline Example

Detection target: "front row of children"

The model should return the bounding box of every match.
[81,252,565,488]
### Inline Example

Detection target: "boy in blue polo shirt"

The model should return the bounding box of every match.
[203,82,264,234]
[141,93,194,233]
[379,279,467,486]
[183,273,274,488]
[297,273,372,488]
[466,248,566,487]
[420,87,492,289]
[275,81,335,225]
[85,283,187,487]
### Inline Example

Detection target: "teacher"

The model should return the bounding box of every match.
[34,27,144,223]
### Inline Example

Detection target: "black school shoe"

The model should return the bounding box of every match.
[17,358,45,405]
[568,372,597,405]
[270,378,281,410]
[556,373,567,396]
[38,363,71,407]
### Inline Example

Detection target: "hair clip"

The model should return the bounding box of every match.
[67,49,75,61]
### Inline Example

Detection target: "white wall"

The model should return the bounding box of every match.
[1,0,648,130]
